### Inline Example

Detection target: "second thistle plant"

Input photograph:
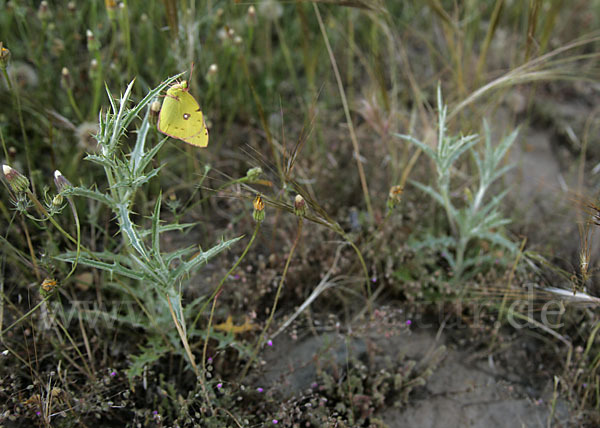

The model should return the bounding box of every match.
[397,85,519,279]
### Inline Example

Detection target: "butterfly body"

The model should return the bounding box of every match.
[158,80,209,147]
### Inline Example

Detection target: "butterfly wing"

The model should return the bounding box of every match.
[158,87,209,148]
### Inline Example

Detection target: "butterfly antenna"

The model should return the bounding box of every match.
[188,62,195,90]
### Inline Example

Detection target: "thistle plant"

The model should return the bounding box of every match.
[55,76,240,378]
[397,85,518,279]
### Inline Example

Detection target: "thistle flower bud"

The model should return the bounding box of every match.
[86,30,99,52]
[52,193,64,209]
[245,166,263,182]
[61,67,72,90]
[293,194,306,217]
[253,195,265,223]
[3,164,30,193]
[387,185,403,210]
[246,6,257,26]
[7,147,16,162]
[206,64,218,85]
[0,42,10,70]
[149,100,161,126]
[54,170,72,193]
[41,278,59,295]
[37,1,52,21]
[105,0,117,19]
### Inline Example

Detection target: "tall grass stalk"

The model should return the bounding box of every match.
[313,4,373,220]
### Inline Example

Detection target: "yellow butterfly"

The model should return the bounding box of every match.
[158,80,209,147]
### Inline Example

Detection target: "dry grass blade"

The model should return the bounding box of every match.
[300,0,386,13]
[313,3,373,219]
[450,33,600,119]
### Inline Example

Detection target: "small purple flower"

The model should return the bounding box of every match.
[583,383,588,388]
[153,410,158,415]
[110,371,117,377]
[371,276,377,283]
[36,411,41,416]
[207,357,213,364]
[217,383,223,389]
[257,387,264,392]
[234,274,240,280]
[267,339,273,347]
[405,319,412,326]
[311,382,318,388]
[272,420,278,424]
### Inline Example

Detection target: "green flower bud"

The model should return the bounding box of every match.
[246,166,263,182]
[52,193,64,209]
